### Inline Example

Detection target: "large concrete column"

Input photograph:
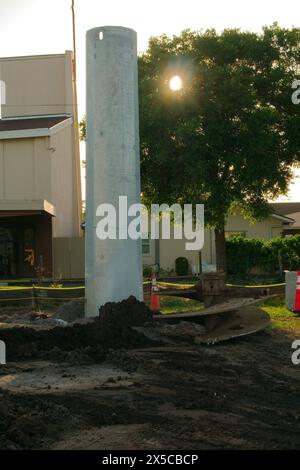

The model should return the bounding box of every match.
[85,26,143,317]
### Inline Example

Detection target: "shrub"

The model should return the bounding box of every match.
[264,235,300,272]
[143,265,153,277]
[226,236,265,275]
[175,257,189,276]
[226,234,300,275]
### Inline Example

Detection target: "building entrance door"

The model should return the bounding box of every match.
[0,213,52,278]
[22,228,35,277]
[0,228,17,277]
[0,226,36,278]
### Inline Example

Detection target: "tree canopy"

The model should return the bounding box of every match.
[138,25,300,269]
[81,24,300,270]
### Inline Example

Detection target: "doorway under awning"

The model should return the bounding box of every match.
[0,200,55,279]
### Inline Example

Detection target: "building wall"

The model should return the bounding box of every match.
[52,211,285,279]
[141,238,156,267]
[159,228,213,272]
[53,237,84,279]
[145,212,284,273]
[225,212,283,239]
[0,137,51,200]
[0,127,81,238]
[0,51,82,239]
[284,211,300,229]
[50,125,78,237]
[0,53,74,118]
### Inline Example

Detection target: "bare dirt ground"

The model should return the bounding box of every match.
[0,301,299,450]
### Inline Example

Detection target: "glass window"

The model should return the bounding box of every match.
[142,234,150,256]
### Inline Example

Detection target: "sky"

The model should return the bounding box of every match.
[0,0,299,200]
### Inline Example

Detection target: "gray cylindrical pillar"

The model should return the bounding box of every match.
[85,26,143,317]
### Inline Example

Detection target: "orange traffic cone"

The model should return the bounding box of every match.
[150,273,160,311]
[294,271,300,312]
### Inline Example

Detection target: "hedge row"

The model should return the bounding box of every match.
[226,235,300,275]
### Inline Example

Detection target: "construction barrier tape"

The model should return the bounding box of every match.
[0,281,151,290]
[0,279,87,284]
[0,280,285,305]
[0,281,286,292]
[0,286,32,291]
[0,286,84,292]
[226,283,285,288]
[0,286,85,302]
[157,282,195,288]
[158,281,285,289]
[0,297,84,302]
[32,286,85,291]
[0,279,34,283]
[32,297,84,301]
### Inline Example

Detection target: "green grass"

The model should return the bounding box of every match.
[259,295,300,334]
[146,296,203,314]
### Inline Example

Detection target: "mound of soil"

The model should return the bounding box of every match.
[99,296,154,327]
[0,387,82,450]
[0,297,155,363]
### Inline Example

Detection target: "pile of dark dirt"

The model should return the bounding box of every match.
[0,389,77,449]
[99,296,154,327]
[0,297,155,363]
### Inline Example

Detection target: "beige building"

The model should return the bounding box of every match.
[270,202,300,236]
[52,202,297,279]
[0,52,82,278]
[142,206,295,274]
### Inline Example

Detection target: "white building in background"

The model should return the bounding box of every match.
[0,52,82,278]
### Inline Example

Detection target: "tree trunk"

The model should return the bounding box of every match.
[215,226,227,273]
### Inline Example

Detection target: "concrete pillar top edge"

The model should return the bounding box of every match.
[86,26,137,39]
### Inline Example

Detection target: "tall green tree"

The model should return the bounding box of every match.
[139,25,300,271]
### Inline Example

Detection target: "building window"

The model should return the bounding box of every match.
[142,234,151,256]
[225,231,246,238]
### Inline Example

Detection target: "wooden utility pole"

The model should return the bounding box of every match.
[71,0,83,235]
[71,1,77,82]
[71,0,78,112]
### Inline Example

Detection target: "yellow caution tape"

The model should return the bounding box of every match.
[156,281,285,289]
[1,282,151,291]
[226,283,285,288]
[0,278,87,283]
[0,280,285,296]
[0,285,84,292]
[0,296,83,302]
[33,297,84,301]
[33,286,85,291]
[0,286,32,291]
[157,281,194,288]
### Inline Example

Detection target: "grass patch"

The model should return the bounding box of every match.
[160,296,203,314]
[259,295,300,334]
[146,296,203,314]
